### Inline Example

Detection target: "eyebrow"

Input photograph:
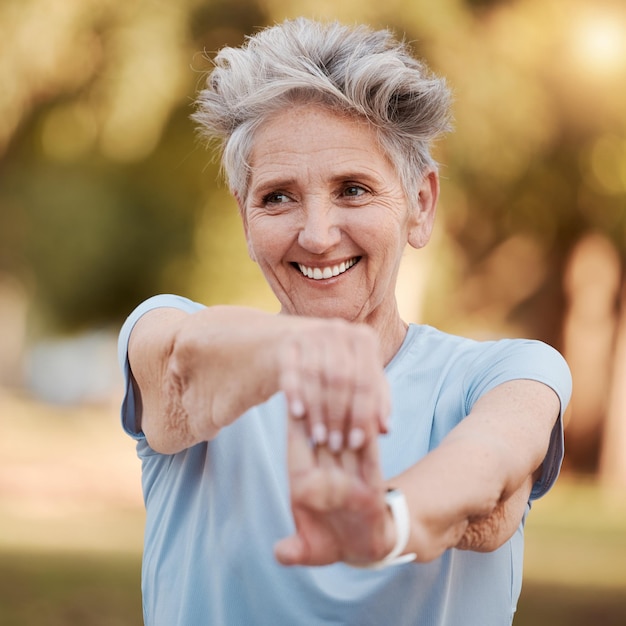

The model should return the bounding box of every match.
[251,170,384,193]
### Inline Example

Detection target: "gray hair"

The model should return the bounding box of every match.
[192,18,452,204]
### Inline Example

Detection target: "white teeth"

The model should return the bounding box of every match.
[298,258,358,280]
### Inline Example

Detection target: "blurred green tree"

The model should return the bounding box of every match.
[0,0,268,334]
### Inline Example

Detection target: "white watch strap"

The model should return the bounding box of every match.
[355,488,417,570]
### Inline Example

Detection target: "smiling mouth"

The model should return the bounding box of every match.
[294,257,361,280]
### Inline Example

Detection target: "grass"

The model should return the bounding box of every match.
[0,550,143,626]
[517,583,626,626]
[523,479,626,590]
[0,390,145,625]
[515,479,626,625]
[1,390,626,625]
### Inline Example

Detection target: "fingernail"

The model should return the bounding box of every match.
[329,430,343,452]
[312,422,327,445]
[348,428,365,450]
[290,399,305,418]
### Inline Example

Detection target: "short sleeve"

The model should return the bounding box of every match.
[463,339,572,501]
[117,294,205,439]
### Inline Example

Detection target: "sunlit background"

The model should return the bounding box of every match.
[1,0,625,624]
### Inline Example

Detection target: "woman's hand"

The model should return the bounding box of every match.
[274,413,395,566]
[278,318,391,453]
[274,319,394,566]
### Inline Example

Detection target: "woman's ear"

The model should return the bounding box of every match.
[408,170,439,249]
[234,191,257,263]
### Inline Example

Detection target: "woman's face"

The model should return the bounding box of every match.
[239,105,438,326]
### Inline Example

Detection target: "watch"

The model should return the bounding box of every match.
[353,488,417,570]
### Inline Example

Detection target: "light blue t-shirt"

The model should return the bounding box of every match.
[118,294,572,626]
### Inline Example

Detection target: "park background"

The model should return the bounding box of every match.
[0,0,625,623]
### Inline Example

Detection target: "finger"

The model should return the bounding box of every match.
[297,338,327,445]
[377,383,392,435]
[357,435,384,489]
[274,533,308,566]
[348,337,385,448]
[316,444,339,473]
[279,340,305,419]
[339,447,360,478]
[286,408,316,476]
[320,329,353,453]
[315,445,347,508]
[315,445,380,514]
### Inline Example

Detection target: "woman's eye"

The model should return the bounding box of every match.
[263,192,290,204]
[343,185,367,197]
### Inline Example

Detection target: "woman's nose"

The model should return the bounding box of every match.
[297,202,341,254]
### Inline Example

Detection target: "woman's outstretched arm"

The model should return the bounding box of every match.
[275,379,561,566]
[127,306,390,454]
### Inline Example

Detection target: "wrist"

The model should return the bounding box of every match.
[351,488,417,570]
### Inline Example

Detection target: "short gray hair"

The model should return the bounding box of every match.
[192,18,452,203]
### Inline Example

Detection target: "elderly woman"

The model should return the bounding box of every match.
[119,18,571,626]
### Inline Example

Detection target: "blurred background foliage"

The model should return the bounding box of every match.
[0,0,625,496]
